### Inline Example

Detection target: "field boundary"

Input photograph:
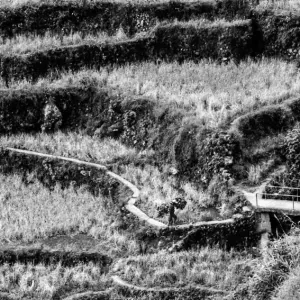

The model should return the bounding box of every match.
[112,275,229,296]
[0,244,112,268]
[62,289,112,300]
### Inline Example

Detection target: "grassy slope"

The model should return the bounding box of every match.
[239,229,300,300]
[113,247,256,290]
[0,132,211,224]
[0,172,139,257]
[1,59,299,129]
[257,0,300,14]
[0,132,138,163]
[0,30,130,56]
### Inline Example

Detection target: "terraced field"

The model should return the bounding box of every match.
[2,0,300,299]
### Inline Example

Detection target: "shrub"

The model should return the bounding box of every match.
[152,269,178,287]
[285,123,300,179]
[232,104,294,142]
[196,131,241,187]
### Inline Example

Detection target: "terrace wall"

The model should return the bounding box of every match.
[0,20,253,84]
[253,11,300,61]
[0,0,252,38]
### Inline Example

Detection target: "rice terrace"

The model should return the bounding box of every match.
[4,0,300,299]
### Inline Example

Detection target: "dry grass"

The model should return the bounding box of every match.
[0,172,138,256]
[0,131,137,164]
[0,262,109,299]
[113,247,255,290]
[1,58,299,129]
[100,59,300,128]
[0,30,129,56]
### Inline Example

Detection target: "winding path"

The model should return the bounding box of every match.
[6,147,168,228]
[6,147,236,230]
[2,147,236,299]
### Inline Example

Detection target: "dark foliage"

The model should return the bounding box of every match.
[161,214,259,251]
[0,0,252,38]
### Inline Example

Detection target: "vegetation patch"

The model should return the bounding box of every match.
[161,213,259,250]
[0,173,119,243]
[253,10,300,60]
[264,123,300,199]
[0,30,131,56]
[0,246,111,269]
[0,262,110,300]
[113,248,256,290]
[235,228,300,300]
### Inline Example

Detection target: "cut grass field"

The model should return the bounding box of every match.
[0,172,138,256]
[1,58,299,129]
[113,247,255,290]
[0,262,109,300]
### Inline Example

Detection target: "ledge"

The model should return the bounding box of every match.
[111,275,229,295]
